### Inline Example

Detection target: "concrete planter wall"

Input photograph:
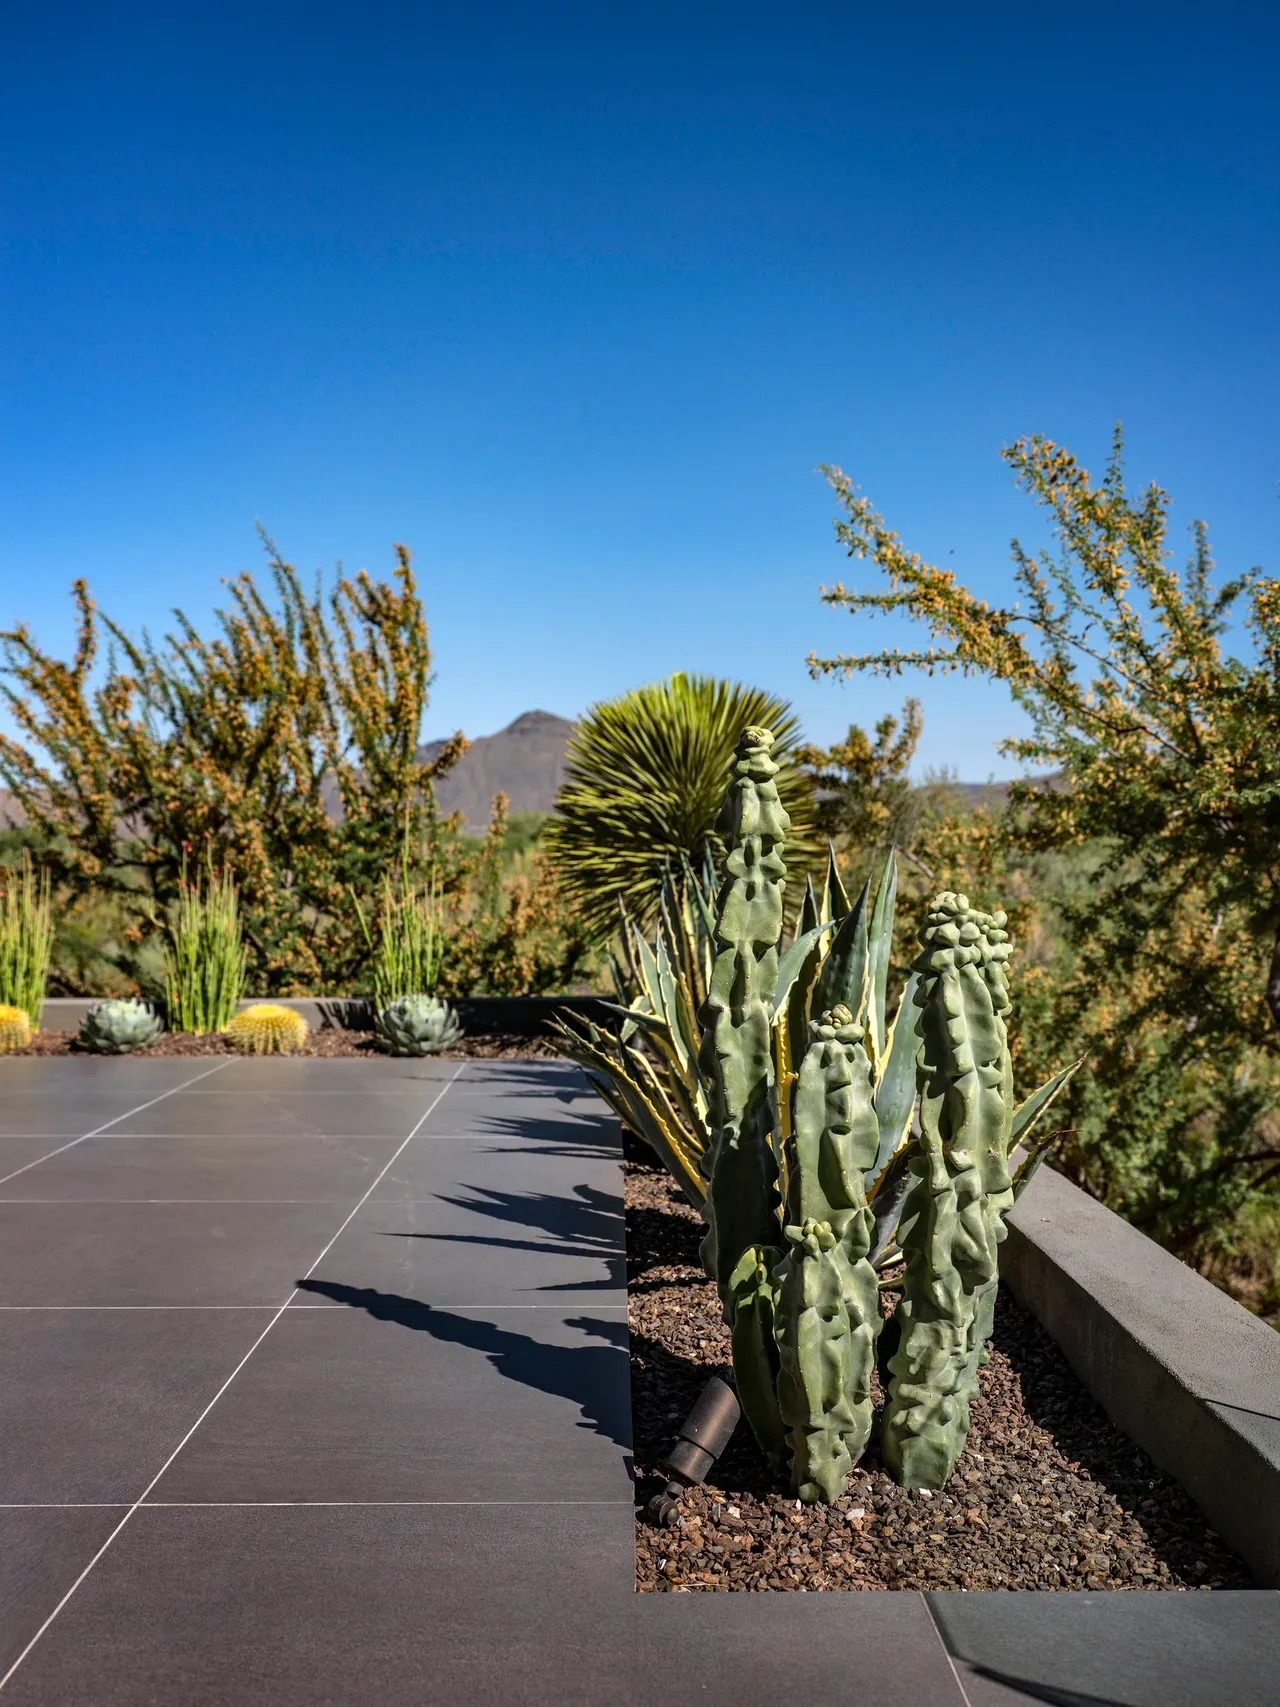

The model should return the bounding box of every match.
[38,993,618,1039]
[1004,1166,1280,1588]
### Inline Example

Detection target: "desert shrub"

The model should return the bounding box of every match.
[0,540,464,994]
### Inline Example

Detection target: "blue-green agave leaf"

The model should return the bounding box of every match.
[811,874,872,1021]
[866,848,898,1065]
[865,970,920,1190]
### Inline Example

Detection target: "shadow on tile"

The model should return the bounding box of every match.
[295,1276,632,1452]
[385,1177,625,1293]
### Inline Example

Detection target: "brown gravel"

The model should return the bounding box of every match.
[12,1028,555,1060]
[627,1135,1253,1593]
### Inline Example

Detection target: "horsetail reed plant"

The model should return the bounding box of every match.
[163,860,248,1034]
[355,857,445,1011]
[0,851,54,1028]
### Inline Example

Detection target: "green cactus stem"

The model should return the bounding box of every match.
[773,1006,882,1501]
[697,726,790,1463]
[881,893,1013,1489]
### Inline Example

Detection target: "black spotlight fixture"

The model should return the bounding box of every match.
[646,1374,741,1526]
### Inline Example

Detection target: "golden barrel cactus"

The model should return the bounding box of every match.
[223,1003,308,1055]
[0,1004,31,1053]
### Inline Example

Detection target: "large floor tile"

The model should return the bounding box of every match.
[0,1063,229,1140]
[0,1309,275,1502]
[0,1135,86,1179]
[0,1201,348,1305]
[0,1507,126,1678]
[293,1192,624,1305]
[0,1505,967,1707]
[928,1589,1280,1707]
[107,1089,451,1138]
[301,1136,625,1303]
[152,1301,632,1503]
[207,1057,460,1092]
[0,1128,407,1202]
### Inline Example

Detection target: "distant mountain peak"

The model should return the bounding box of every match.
[500,710,575,738]
[417,710,577,828]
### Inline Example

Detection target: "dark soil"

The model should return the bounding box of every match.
[13,1028,555,1060]
[627,1136,1253,1593]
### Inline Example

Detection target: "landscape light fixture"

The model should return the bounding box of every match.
[646,1374,741,1526]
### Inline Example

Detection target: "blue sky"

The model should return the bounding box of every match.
[2,1,1277,777]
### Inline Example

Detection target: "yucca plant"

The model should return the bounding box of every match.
[0,851,54,1029]
[355,857,445,1012]
[543,672,820,940]
[162,861,248,1034]
[555,727,1079,1496]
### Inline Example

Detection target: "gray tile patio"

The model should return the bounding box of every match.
[0,1054,1273,1704]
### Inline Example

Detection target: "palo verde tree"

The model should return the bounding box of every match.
[808,432,1280,1266]
[0,538,465,994]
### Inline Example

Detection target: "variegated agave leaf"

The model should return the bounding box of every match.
[550,1015,707,1208]
[1009,1056,1084,1199]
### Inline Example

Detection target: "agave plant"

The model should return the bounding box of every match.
[79,998,164,1055]
[376,993,462,1056]
[560,726,1082,1496]
[553,843,1077,1269]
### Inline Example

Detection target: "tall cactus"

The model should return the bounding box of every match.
[881,893,1014,1489]
[773,1005,882,1501]
[593,727,1078,1500]
[697,726,791,1464]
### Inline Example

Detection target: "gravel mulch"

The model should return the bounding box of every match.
[627,1136,1253,1593]
[11,1028,555,1060]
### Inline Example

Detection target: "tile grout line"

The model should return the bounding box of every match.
[0,1302,629,1310]
[0,1060,468,1697]
[0,1499,634,1509]
[920,1592,975,1707]
[0,1062,232,1188]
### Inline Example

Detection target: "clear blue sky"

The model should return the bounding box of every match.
[2,1,1277,778]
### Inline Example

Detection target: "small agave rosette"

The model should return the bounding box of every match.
[375,993,462,1056]
[79,998,164,1055]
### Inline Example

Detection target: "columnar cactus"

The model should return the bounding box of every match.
[697,726,790,1465]
[605,726,1076,1502]
[880,894,1014,1489]
[773,1005,882,1501]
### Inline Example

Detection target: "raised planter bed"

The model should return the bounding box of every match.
[21,994,617,1056]
[627,1134,1260,1593]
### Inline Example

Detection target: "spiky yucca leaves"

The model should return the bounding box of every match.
[224,1003,308,1055]
[376,993,461,1056]
[79,998,163,1055]
[0,851,53,1028]
[698,726,791,1466]
[881,895,1014,1489]
[773,1006,882,1501]
[0,1002,32,1052]
[544,673,818,940]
